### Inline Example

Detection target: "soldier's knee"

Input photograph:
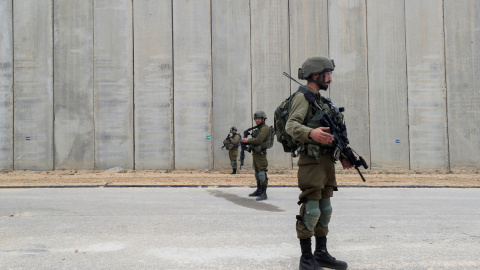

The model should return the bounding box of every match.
[258,171,267,183]
[303,200,321,232]
[319,198,333,228]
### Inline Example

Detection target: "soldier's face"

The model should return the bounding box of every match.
[324,70,333,85]
[232,130,236,134]
[254,118,263,125]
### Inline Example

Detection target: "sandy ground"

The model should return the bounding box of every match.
[1,167,479,188]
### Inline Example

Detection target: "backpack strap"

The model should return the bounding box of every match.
[297,86,317,104]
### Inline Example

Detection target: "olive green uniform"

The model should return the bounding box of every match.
[286,85,339,239]
[247,123,269,186]
[227,133,241,169]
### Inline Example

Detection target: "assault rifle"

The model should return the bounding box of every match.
[319,109,368,182]
[221,133,231,150]
[239,126,258,169]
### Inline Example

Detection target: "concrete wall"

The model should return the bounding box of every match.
[0,0,13,170]
[0,0,479,170]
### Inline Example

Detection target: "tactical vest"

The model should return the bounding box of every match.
[300,91,345,158]
[224,133,241,150]
[251,124,270,153]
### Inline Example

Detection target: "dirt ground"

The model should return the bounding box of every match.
[1,167,479,188]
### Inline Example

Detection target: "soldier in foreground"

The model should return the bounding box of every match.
[286,57,353,270]
[242,111,270,201]
[222,126,241,174]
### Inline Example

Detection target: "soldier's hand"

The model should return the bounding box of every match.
[341,157,355,169]
[242,138,248,143]
[309,127,334,144]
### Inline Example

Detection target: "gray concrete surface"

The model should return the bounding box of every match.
[1,187,479,269]
[1,0,480,170]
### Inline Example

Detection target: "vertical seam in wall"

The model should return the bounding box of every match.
[11,0,15,170]
[442,0,450,170]
[249,0,253,126]
[131,0,135,170]
[171,0,175,170]
[287,0,291,96]
[364,0,371,169]
[92,0,96,170]
[52,0,55,170]
[287,0,292,169]
[209,0,213,170]
[326,0,330,99]
[403,0,411,170]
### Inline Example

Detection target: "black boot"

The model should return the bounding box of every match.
[248,182,261,197]
[256,186,268,201]
[299,238,324,270]
[314,236,348,270]
[231,169,237,174]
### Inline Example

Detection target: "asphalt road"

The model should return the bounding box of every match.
[1,187,479,270]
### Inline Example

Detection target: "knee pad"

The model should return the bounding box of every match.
[258,171,267,184]
[318,198,333,228]
[231,160,236,167]
[303,200,321,232]
[254,172,260,182]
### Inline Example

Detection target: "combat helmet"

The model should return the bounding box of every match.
[230,126,237,132]
[298,57,335,80]
[253,111,267,120]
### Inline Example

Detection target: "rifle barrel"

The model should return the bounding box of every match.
[356,167,366,182]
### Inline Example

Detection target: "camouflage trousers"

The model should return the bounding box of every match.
[228,148,238,169]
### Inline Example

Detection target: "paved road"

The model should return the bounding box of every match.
[1,187,479,270]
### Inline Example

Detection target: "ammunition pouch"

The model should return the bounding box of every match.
[223,139,234,150]
[304,143,334,159]
[252,144,265,153]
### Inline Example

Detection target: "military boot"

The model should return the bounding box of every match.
[314,236,348,270]
[299,238,324,270]
[231,169,237,174]
[248,181,261,197]
[256,186,268,201]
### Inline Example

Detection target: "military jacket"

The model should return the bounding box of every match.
[247,123,269,152]
[228,133,241,149]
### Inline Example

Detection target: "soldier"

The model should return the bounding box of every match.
[242,111,270,201]
[286,57,353,270]
[223,126,242,174]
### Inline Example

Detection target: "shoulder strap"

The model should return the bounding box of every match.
[297,86,316,104]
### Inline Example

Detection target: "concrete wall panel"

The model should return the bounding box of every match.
[329,0,370,165]
[212,0,251,169]
[367,0,409,168]
[13,0,54,170]
[0,1,13,170]
[94,0,133,169]
[173,0,212,169]
[251,0,291,168]
[54,0,94,169]
[405,0,448,169]
[445,0,480,167]
[289,0,328,88]
[289,0,328,168]
[133,0,173,170]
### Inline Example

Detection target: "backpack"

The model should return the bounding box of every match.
[263,125,275,149]
[274,87,316,156]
